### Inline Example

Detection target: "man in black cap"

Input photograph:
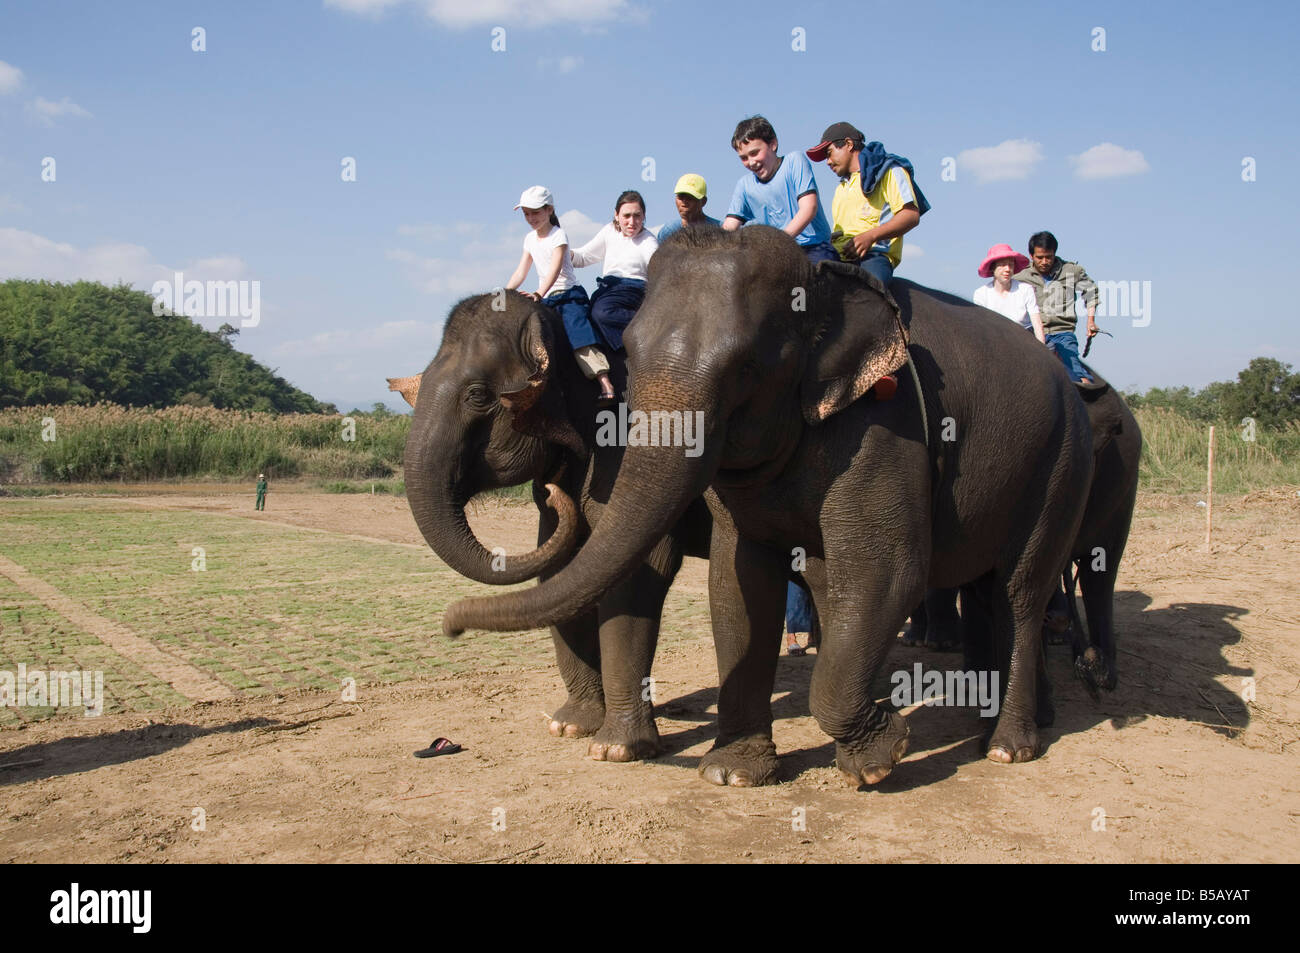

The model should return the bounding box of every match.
[806,122,928,286]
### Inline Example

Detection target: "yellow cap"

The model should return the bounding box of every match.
[672,173,707,199]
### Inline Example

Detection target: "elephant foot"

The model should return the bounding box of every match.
[986,718,1040,764]
[1043,612,1072,645]
[548,698,606,739]
[1073,647,1116,698]
[925,630,962,653]
[836,710,910,787]
[587,718,662,762]
[699,734,778,787]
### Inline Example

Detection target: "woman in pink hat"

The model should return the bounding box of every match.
[973,243,1045,343]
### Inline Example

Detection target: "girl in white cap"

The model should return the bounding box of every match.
[506,186,617,406]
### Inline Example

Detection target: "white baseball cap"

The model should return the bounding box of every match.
[514,185,554,210]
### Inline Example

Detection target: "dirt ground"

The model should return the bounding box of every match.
[1,483,1297,863]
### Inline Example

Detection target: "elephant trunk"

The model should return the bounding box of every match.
[404,398,578,586]
[444,378,721,635]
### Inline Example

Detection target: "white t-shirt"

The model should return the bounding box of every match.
[569,223,659,280]
[523,225,578,297]
[974,279,1039,330]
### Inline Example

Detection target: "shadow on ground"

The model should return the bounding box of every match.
[647,591,1253,786]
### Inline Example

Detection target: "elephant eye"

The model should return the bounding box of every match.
[464,383,495,410]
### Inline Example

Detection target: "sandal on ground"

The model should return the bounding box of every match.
[414,737,462,758]
[786,639,807,657]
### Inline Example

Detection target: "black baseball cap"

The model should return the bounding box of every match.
[806,122,865,161]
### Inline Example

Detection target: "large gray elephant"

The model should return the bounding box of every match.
[446,226,1094,789]
[401,290,710,761]
[1063,374,1142,693]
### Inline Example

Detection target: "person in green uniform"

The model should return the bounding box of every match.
[255,473,267,511]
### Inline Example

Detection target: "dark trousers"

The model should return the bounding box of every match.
[589,276,646,352]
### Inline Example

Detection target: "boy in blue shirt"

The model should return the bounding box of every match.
[722,115,836,264]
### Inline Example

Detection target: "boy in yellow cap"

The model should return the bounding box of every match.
[657,173,721,242]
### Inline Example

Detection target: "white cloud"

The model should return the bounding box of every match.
[902,244,923,261]
[1069,142,1150,180]
[322,0,405,16]
[29,96,92,126]
[558,209,601,247]
[388,211,602,296]
[538,55,583,73]
[270,320,430,360]
[0,60,23,95]
[0,227,254,322]
[326,0,638,28]
[956,139,1044,184]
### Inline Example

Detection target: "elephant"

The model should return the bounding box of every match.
[400,290,711,762]
[445,225,1095,789]
[913,377,1142,692]
[1061,373,1142,694]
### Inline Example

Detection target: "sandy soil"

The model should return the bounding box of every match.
[1,484,1297,863]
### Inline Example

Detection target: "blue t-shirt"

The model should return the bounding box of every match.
[726,152,832,247]
[657,214,722,243]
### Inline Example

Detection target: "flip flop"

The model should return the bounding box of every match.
[414,737,462,758]
[787,642,806,657]
[595,393,617,409]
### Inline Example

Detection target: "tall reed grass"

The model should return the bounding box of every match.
[1,403,1296,494]
[0,404,408,481]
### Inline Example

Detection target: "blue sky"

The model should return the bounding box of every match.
[2,0,1296,410]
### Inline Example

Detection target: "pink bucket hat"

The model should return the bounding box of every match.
[978,243,1030,278]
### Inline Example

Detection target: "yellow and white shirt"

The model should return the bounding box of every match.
[830,165,917,268]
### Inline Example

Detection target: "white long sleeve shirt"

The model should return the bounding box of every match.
[569,223,659,280]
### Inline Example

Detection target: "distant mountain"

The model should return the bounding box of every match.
[0,279,335,413]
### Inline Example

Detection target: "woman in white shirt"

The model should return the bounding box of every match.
[973,242,1045,343]
[569,190,659,353]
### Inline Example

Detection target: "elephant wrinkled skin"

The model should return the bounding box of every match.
[402,291,710,761]
[446,226,1094,788]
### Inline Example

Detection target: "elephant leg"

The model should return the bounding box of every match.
[923,586,962,651]
[985,557,1059,764]
[1076,544,1123,693]
[959,575,996,675]
[1043,573,1073,645]
[812,565,922,788]
[698,519,785,787]
[547,610,606,738]
[586,535,683,762]
[901,596,927,646]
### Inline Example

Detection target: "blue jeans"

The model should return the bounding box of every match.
[801,242,839,265]
[786,581,812,633]
[544,285,597,351]
[856,253,894,287]
[1045,331,1090,382]
[589,276,645,352]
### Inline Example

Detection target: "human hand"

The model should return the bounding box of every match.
[524,291,541,302]
[850,231,875,259]
[1086,321,1099,338]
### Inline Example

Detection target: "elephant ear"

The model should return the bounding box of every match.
[499,307,585,455]
[801,260,910,425]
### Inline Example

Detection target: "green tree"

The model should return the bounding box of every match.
[1224,358,1300,429]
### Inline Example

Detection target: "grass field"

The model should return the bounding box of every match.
[3,402,1299,493]
[0,498,709,725]
[0,500,540,724]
